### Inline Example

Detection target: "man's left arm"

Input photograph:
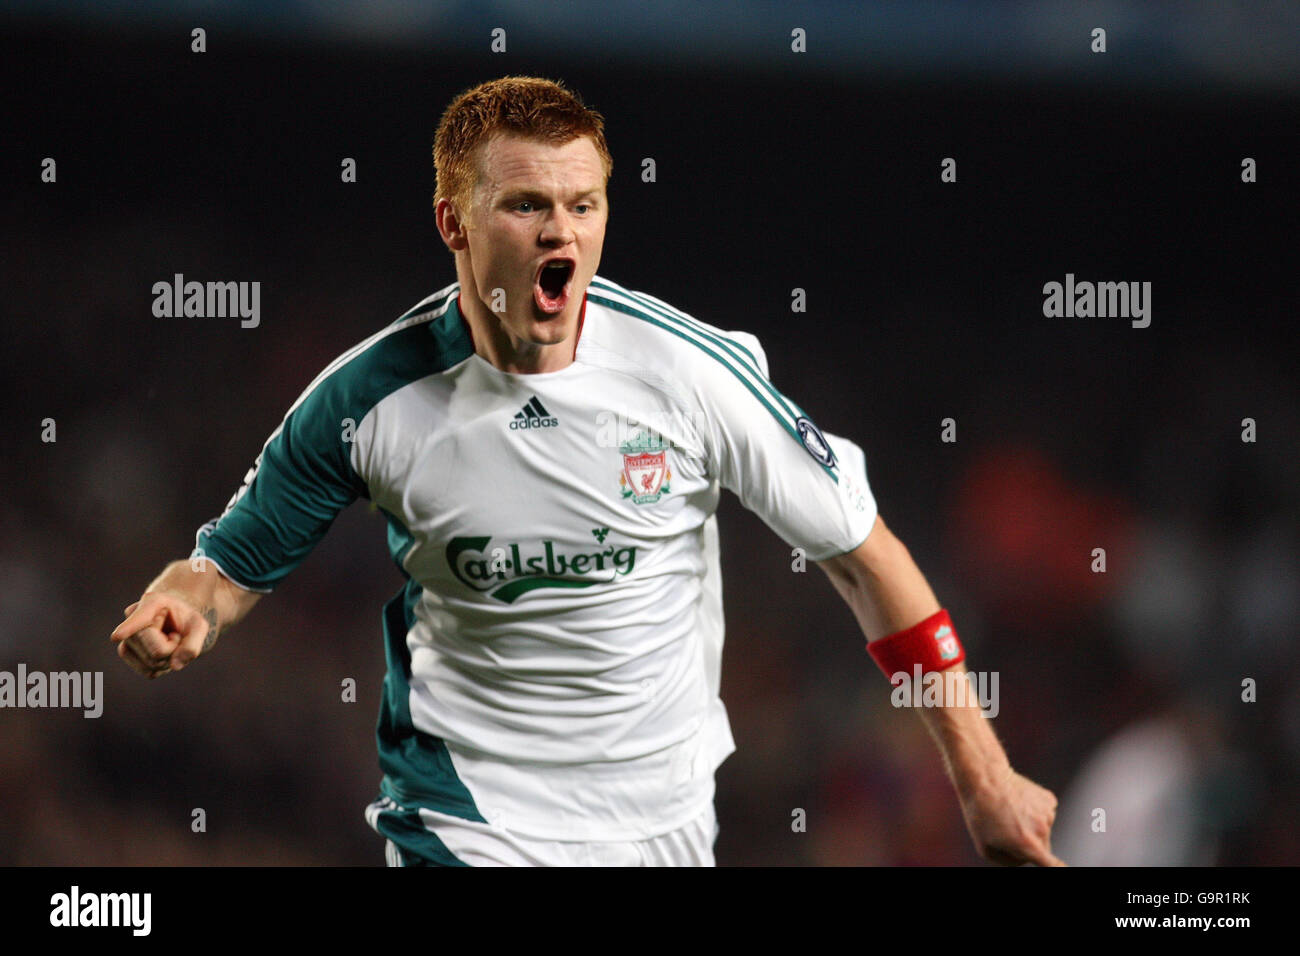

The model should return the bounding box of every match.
[817,514,1066,867]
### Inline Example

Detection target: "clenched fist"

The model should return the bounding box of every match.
[110,591,219,679]
[959,764,1066,867]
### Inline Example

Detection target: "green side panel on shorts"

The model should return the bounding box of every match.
[197,289,470,589]
[375,508,488,825]
[373,803,470,867]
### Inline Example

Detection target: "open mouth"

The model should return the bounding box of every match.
[534,258,574,314]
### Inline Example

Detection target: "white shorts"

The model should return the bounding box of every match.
[365,795,719,867]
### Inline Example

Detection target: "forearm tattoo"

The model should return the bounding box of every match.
[201,607,220,652]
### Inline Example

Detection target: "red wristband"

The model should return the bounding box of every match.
[867,609,965,680]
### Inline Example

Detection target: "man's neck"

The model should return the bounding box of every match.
[457,294,576,374]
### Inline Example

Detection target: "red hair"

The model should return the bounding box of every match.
[434,75,613,217]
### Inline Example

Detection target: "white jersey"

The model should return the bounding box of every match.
[196,275,877,841]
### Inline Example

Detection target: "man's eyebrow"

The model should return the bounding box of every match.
[498,187,604,203]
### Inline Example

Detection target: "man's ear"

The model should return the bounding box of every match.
[435,197,470,252]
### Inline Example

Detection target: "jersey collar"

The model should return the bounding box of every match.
[452,289,589,365]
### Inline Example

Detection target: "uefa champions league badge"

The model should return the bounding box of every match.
[619,430,672,505]
[796,416,837,468]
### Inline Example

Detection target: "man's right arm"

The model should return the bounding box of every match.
[112,312,382,679]
[111,560,263,679]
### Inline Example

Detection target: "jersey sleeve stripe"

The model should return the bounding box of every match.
[395,283,460,323]
[589,279,802,429]
[587,290,837,481]
[592,278,769,381]
[587,279,811,426]
[588,278,798,422]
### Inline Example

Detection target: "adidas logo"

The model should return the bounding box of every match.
[509,396,559,431]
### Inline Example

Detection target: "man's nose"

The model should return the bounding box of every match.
[539,207,577,246]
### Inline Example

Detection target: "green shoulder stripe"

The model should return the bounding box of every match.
[588,290,836,481]
[395,286,457,324]
[588,278,798,423]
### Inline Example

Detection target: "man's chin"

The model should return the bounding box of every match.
[525,302,577,336]
[523,323,574,348]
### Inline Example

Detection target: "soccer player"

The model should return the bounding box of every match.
[112,76,1063,867]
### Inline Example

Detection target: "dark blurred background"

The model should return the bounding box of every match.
[1,1,1296,865]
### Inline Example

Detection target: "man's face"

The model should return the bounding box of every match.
[457,132,608,349]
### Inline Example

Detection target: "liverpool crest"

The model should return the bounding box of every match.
[934,624,960,661]
[619,430,672,505]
